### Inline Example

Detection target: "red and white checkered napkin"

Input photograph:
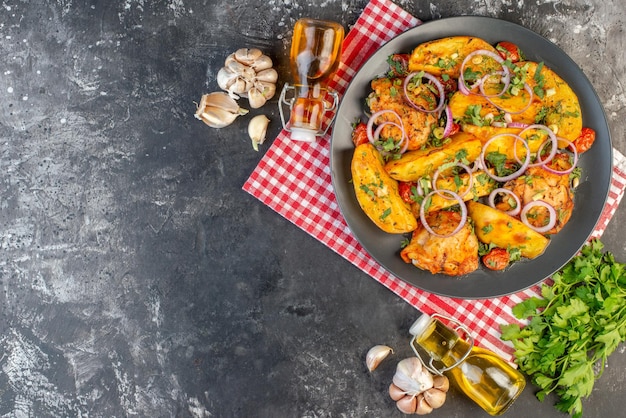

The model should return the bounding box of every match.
[243,0,626,362]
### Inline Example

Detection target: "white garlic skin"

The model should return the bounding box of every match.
[217,48,277,108]
[392,357,434,396]
[365,345,393,372]
[194,92,248,128]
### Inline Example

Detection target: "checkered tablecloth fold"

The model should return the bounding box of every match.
[243,0,626,362]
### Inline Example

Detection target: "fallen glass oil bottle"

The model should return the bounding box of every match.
[409,313,526,416]
[279,18,344,142]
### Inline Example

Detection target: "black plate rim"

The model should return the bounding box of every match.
[329,16,613,299]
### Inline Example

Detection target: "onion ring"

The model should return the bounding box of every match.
[419,190,467,238]
[519,124,558,168]
[432,162,474,198]
[458,49,510,96]
[488,188,521,216]
[542,138,579,175]
[481,133,531,182]
[403,71,445,113]
[520,200,557,234]
[366,109,408,154]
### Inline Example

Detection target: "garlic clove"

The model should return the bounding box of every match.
[396,394,417,415]
[388,383,406,401]
[255,68,279,83]
[415,393,434,415]
[235,48,263,65]
[247,87,267,109]
[194,92,248,128]
[251,55,273,71]
[256,81,277,100]
[365,345,393,372]
[423,388,446,409]
[248,114,270,151]
[393,357,434,396]
[216,67,237,91]
[432,375,449,392]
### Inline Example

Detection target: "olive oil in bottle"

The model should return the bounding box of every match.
[409,313,526,416]
[280,18,344,142]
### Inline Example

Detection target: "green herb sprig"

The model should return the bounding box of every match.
[501,239,626,418]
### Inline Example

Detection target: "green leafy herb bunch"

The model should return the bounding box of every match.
[501,239,626,418]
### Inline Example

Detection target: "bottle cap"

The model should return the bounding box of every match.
[409,313,433,336]
[289,127,317,142]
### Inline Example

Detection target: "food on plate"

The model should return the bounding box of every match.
[467,201,549,259]
[367,77,438,150]
[384,132,482,182]
[348,35,595,275]
[401,210,479,276]
[351,143,418,234]
[408,36,499,78]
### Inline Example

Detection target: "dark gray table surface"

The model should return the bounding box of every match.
[1,1,625,417]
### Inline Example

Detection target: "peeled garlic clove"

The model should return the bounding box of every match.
[248,115,270,151]
[365,345,393,372]
[396,394,417,415]
[194,92,248,128]
[423,388,446,409]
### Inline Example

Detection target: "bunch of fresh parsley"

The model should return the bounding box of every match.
[501,239,626,418]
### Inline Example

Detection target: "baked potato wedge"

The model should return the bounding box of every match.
[467,201,549,259]
[384,132,482,182]
[351,143,418,233]
[408,36,498,78]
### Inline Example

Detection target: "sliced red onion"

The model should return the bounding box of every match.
[519,124,558,168]
[419,190,467,238]
[432,162,474,198]
[403,71,445,113]
[488,188,521,216]
[442,105,453,138]
[366,109,408,154]
[542,138,579,175]
[507,122,529,129]
[481,133,531,182]
[520,200,557,234]
[458,49,510,96]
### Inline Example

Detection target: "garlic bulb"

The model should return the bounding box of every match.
[365,345,393,372]
[390,357,449,415]
[194,92,248,128]
[217,48,278,108]
[248,114,270,151]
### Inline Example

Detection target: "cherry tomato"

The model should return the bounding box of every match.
[387,53,410,77]
[482,247,510,271]
[447,122,460,137]
[573,127,596,154]
[398,181,417,204]
[496,41,523,63]
[351,122,369,147]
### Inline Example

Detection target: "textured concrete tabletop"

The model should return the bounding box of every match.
[1,0,625,417]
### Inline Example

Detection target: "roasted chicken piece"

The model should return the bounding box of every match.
[401,210,479,276]
[368,77,437,150]
[495,153,574,235]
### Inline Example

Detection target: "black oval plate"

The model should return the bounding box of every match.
[330,17,612,299]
